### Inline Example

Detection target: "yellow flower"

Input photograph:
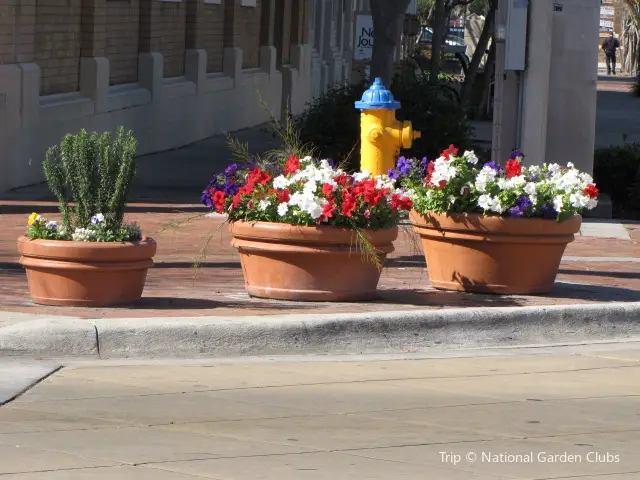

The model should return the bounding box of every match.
[27,212,38,226]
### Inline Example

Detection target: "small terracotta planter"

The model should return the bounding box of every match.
[410,211,581,295]
[229,221,398,301]
[17,236,157,306]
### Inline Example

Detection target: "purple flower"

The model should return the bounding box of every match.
[200,190,213,207]
[225,164,238,176]
[484,161,500,172]
[528,174,539,182]
[387,168,400,180]
[510,149,525,159]
[223,182,239,196]
[517,195,533,211]
[420,157,429,171]
[396,156,413,175]
[326,158,337,169]
[541,204,558,219]
[509,206,524,218]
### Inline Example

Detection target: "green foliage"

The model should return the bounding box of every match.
[593,143,640,209]
[294,82,363,170]
[295,77,472,173]
[43,127,138,234]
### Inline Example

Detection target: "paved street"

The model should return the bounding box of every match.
[0,344,640,479]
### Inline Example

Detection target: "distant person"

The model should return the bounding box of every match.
[602,32,621,75]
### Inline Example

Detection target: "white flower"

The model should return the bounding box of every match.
[524,182,537,196]
[301,156,314,164]
[579,172,594,184]
[307,201,325,220]
[478,194,493,211]
[45,221,57,229]
[586,198,598,210]
[430,157,458,185]
[273,175,291,189]
[463,150,478,164]
[375,174,395,190]
[567,162,575,169]
[258,199,270,211]
[303,181,318,195]
[449,196,456,205]
[71,227,96,242]
[489,197,505,213]
[277,202,289,216]
[528,165,541,175]
[353,170,370,182]
[553,196,565,212]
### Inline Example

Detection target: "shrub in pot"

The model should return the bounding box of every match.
[201,156,412,301]
[17,128,156,306]
[393,147,600,294]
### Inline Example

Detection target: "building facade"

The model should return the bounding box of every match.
[0,0,354,193]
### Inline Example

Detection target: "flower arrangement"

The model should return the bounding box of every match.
[393,146,599,222]
[201,155,413,230]
[25,127,142,242]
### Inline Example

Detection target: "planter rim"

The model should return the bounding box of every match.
[410,211,582,236]
[17,236,157,262]
[229,221,398,244]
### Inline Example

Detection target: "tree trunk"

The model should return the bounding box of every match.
[430,0,447,82]
[370,0,412,85]
[461,0,497,104]
[476,40,496,119]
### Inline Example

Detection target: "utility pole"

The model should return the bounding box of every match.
[491,0,519,163]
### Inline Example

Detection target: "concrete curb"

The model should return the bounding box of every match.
[1,302,639,358]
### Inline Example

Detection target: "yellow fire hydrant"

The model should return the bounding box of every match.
[355,78,421,176]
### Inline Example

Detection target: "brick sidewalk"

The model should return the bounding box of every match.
[1,202,639,319]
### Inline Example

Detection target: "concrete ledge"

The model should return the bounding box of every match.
[1,303,639,359]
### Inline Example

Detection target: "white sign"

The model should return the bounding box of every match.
[354,14,374,61]
[600,19,614,29]
[601,6,615,16]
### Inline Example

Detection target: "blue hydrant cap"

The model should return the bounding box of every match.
[355,78,401,110]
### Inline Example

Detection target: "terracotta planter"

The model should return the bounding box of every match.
[410,211,582,295]
[229,221,398,301]
[17,236,157,306]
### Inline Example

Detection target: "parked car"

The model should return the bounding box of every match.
[416,27,466,55]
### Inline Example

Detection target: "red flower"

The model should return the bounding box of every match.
[505,159,522,178]
[322,183,335,197]
[247,168,271,185]
[391,194,413,212]
[441,144,459,160]
[341,191,358,217]
[334,174,349,186]
[321,202,337,221]
[212,191,226,213]
[438,180,447,190]
[424,160,435,184]
[277,188,291,203]
[583,184,600,199]
[284,155,301,174]
[231,193,242,208]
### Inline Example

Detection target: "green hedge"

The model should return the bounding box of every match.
[593,143,640,212]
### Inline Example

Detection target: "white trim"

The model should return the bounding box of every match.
[240,0,257,6]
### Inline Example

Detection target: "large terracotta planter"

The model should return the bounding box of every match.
[229,221,398,301]
[410,211,582,295]
[17,236,157,306]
